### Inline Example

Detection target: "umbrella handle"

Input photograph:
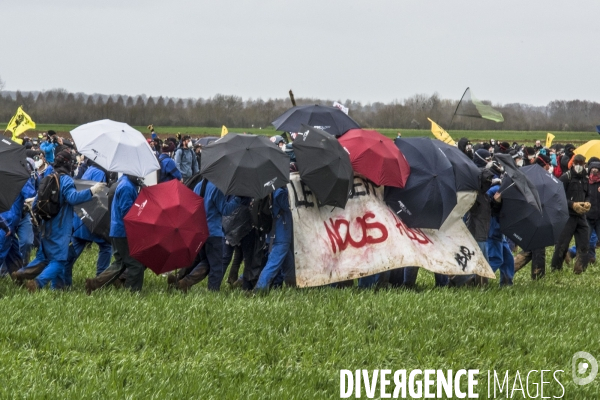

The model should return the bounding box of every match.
[498,182,516,196]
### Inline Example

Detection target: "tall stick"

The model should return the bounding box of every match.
[449,87,469,131]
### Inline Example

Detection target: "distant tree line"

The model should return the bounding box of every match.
[1,88,600,131]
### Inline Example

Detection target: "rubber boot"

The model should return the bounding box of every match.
[25,280,38,293]
[513,252,531,273]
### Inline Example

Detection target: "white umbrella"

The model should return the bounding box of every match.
[71,119,159,177]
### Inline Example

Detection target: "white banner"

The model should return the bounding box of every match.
[288,175,495,287]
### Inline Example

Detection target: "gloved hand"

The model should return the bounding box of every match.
[491,178,502,186]
[572,202,587,214]
[583,202,591,212]
[25,197,35,205]
[90,182,106,195]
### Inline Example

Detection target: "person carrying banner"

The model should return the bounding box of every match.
[254,185,295,291]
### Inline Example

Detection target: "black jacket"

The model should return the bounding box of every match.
[587,180,600,220]
[560,144,575,173]
[560,169,590,216]
[466,169,494,242]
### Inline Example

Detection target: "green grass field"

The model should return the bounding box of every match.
[2,125,600,397]
[0,248,599,398]
[4,123,600,145]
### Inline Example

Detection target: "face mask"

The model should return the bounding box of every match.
[486,161,494,169]
[548,166,554,174]
[516,160,523,167]
[35,160,43,169]
[574,165,584,174]
[187,141,193,149]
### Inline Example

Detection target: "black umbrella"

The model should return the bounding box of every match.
[431,140,480,191]
[292,125,354,208]
[272,104,360,137]
[0,137,30,213]
[195,136,219,146]
[495,153,542,212]
[200,133,290,199]
[384,137,457,229]
[73,180,111,242]
[498,165,567,250]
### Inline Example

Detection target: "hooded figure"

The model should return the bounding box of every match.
[86,174,147,293]
[457,138,473,160]
[13,151,102,291]
[560,144,576,173]
[473,149,491,168]
[497,142,511,155]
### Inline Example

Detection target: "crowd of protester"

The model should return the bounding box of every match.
[0,129,593,294]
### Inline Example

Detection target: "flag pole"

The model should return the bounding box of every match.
[449,87,469,132]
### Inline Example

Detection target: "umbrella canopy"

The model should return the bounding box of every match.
[71,119,160,177]
[384,137,457,229]
[574,140,600,160]
[200,133,290,199]
[292,125,354,208]
[338,129,410,188]
[0,137,30,213]
[124,180,209,274]
[498,165,567,250]
[272,104,360,137]
[495,153,542,212]
[195,136,219,146]
[431,140,480,191]
[73,179,111,242]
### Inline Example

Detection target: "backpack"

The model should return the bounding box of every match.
[250,196,273,234]
[553,162,562,179]
[34,172,62,220]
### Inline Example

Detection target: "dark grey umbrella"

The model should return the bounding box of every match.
[0,137,30,213]
[292,125,354,208]
[498,165,567,250]
[195,136,219,146]
[272,104,360,137]
[495,153,542,212]
[431,140,480,191]
[384,138,457,229]
[73,179,111,242]
[200,134,290,199]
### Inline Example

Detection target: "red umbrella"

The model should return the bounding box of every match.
[124,180,209,274]
[338,129,410,188]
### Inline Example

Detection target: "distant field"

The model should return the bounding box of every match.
[3,123,599,145]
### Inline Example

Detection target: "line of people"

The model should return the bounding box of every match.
[2,132,592,293]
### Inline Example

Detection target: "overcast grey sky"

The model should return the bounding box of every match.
[1,0,599,105]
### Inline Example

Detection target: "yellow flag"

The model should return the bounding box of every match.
[546,133,555,148]
[221,125,228,137]
[5,107,36,143]
[428,118,455,146]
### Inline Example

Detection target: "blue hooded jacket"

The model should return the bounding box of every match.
[37,174,93,261]
[272,187,292,244]
[110,175,139,238]
[193,180,241,237]
[40,141,58,163]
